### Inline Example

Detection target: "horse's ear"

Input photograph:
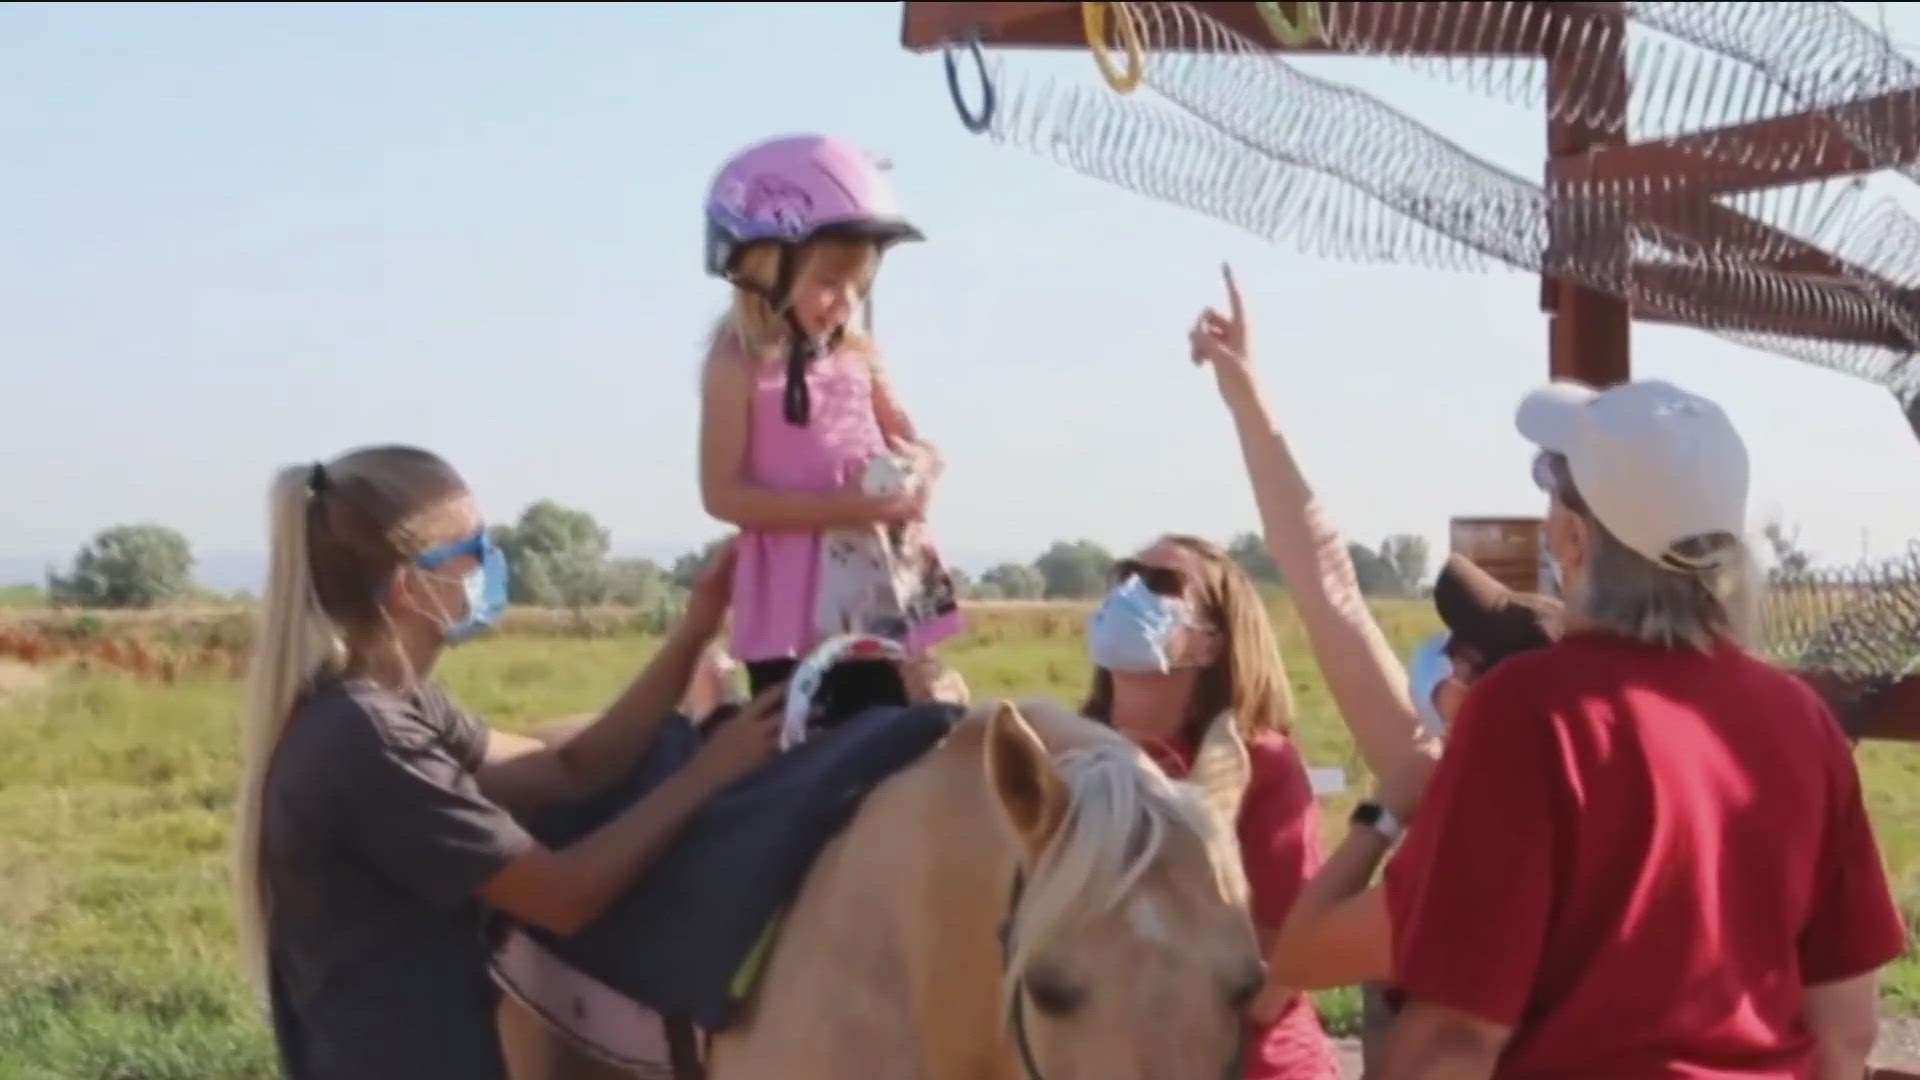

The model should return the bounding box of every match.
[1187,712,1252,826]
[984,701,1067,859]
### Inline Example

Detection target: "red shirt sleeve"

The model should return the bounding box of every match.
[1238,736,1324,934]
[1384,666,1563,1028]
[1798,719,1907,985]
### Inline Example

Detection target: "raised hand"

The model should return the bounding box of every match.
[1188,262,1256,395]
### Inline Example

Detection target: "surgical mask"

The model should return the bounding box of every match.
[1087,576,1194,674]
[414,529,509,645]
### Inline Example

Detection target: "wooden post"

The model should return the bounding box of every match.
[1543,2,1631,389]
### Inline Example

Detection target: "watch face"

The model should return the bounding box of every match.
[1351,802,1383,826]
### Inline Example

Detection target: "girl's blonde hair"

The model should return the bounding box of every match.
[232,445,468,998]
[708,237,880,364]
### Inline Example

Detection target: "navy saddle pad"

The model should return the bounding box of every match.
[510,701,961,1029]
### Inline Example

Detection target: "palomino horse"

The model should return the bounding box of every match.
[501,698,1261,1080]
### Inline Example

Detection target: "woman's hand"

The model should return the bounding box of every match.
[681,538,738,642]
[899,654,970,706]
[689,683,785,788]
[1188,262,1259,401]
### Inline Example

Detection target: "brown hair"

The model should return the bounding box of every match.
[1083,534,1296,746]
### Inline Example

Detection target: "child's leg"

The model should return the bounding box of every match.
[745,658,797,698]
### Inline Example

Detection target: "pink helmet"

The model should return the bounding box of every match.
[703,134,925,280]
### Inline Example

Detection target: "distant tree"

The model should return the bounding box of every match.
[493,501,611,609]
[1034,540,1114,599]
[48,524,195,609]
[1379,534,1431,596]
[670,537,733,590]
[979,562,1045,600]
[1763,520,1814,576]
[1227,532,1280,584]
[1346,542,1401,597]
[605,557,672,608]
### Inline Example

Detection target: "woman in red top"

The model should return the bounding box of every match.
[1082,532,1339,1080]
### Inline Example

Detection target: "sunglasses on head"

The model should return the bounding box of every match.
[1112,558,1188,599]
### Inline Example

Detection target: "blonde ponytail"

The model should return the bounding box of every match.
[232,464,344,999]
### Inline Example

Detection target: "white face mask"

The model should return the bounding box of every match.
[1087,576,1196,674]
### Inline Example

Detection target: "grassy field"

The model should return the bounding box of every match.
[2,599,1918,1079]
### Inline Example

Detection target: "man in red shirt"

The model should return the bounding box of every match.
[1377,379,1907,1080]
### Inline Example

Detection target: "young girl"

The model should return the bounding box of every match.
[698,133,962,700]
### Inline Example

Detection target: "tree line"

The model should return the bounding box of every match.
[23,503,1449,612]
[12,506,1832,613]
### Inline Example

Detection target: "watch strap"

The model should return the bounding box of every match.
[1351,800,1405,843]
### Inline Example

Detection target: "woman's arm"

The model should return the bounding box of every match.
[480,684,784,936]
[478,543,741,812]
[334,677,780,940]
[1264,836,1395,996]
[1190,265,1426,781]
[699,350,902,530]
[1801,970,1880,1080]
[1263,739,1434,998]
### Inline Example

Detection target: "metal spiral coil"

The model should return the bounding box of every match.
[972,1,1920,398]
[1321,1,1839,163]
[1624,0,1920,185]
[1765,544,1920,733]
[1311,0,1920,387]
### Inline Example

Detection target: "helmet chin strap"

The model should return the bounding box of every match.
[729,242,848,428]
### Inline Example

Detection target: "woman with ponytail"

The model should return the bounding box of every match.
[234,445,781,1080]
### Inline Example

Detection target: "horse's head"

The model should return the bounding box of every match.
[984,701,1262,1080]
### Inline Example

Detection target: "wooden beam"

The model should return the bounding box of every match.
[899,1,1555,55]
[1549,87,1920,196]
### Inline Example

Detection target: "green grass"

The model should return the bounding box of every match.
[1,599,1917,1077]
[0,584,47,608]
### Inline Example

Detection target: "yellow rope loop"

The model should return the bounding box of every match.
[1081,1,1146,95]
[1255,1,1324,47]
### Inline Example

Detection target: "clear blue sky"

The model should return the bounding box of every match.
[6,1,1920,579]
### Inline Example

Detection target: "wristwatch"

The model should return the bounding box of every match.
[1350,800,1405,844]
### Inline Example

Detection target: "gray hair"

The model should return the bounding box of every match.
[1538,452,1762,652]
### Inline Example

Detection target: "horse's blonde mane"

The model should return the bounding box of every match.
[997,700,1246,1004]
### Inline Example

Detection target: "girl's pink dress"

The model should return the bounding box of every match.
[728,344,962,664]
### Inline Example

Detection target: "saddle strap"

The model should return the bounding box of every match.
[667,1018,706,1080]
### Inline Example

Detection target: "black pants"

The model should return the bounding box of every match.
[744,658,907,723]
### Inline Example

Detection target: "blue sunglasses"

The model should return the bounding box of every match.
[415,528,499,571]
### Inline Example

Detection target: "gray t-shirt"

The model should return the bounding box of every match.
[260,674,533,1080]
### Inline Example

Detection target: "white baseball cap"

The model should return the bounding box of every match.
[1515,379,1749,573]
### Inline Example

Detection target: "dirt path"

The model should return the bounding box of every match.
[1330,1018,1920,1077]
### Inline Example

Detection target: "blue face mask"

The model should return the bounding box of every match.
[414,529,509,645]
[1087,575,1193,674]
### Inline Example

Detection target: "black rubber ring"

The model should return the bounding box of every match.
[943,31,996,135]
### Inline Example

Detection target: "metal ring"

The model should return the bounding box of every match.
[943,30,996,134]
[1082,1,1145,94]
[1254,0,1323,46]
